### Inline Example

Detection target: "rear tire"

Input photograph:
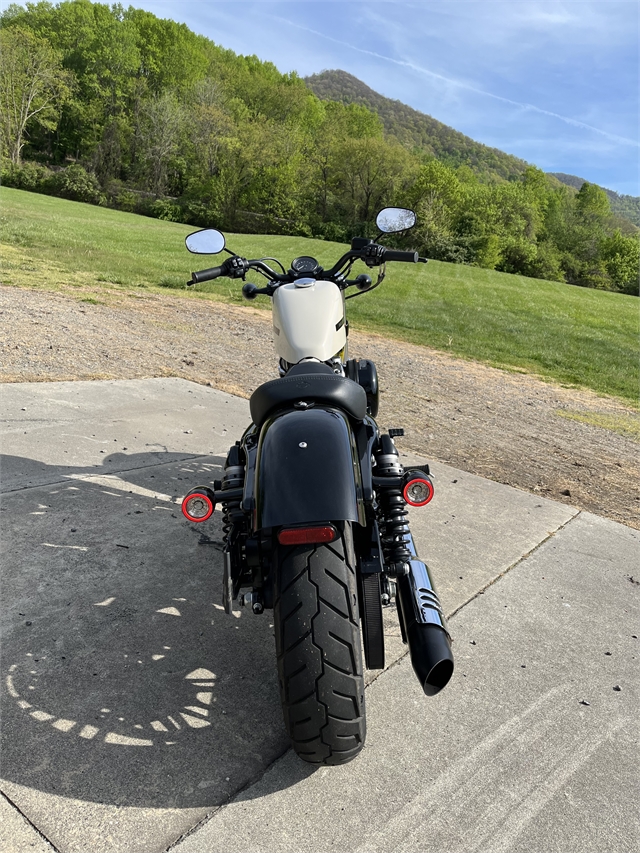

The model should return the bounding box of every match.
[273,522,366,765]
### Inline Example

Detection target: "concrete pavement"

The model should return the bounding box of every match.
[1,378,638,853]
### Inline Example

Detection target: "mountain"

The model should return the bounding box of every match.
[548,173,640,227]
[305,69,529,182]
[305,71,639,229]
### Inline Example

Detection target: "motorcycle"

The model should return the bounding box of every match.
[180,208,453,765]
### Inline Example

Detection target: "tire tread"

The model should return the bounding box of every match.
[274,526,365,765]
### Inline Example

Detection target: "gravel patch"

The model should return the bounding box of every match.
[1,284,638,528]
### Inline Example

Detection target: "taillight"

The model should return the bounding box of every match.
[278,525,338,546]
[403,473,434,507]
[181,487,215,522]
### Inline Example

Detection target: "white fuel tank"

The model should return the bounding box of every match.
[272,279,347,364]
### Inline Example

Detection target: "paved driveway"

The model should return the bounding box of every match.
[1,379,637,853]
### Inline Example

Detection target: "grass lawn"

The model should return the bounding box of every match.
[1,187,638,405]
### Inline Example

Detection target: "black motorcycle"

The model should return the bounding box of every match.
[180,207,453,765]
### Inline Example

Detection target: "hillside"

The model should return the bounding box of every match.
[2,2,636,293]
[305,69,529,182]
[548,173,640,227]
[1,186,637,403]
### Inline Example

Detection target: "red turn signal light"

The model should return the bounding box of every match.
[403,472,434,507]
[278,525,338,546]
[181,487,215,522]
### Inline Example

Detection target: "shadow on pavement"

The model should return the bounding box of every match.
[1,451,306,810]
[1,447,206,493]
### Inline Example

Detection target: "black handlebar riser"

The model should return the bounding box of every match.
[190,265,224,284]
[383,249,419,263]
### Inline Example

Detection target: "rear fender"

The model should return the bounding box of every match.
[253,407,365,530]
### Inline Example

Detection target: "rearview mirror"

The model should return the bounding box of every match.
[376,207,416,233]
[185,229,226,255]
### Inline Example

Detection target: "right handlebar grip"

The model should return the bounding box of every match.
[383,249,419,263]
[190,265,224,284]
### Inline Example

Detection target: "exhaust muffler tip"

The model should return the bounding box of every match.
[405,621,454,696]
[397,556,454,696]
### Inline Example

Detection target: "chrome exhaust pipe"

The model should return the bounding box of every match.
[396,534,454,696]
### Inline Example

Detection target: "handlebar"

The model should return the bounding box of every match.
[382,249,419,263]
[188,243,425,288]
[190,265,225,284]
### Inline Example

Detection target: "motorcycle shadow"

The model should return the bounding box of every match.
[1,450,303,810]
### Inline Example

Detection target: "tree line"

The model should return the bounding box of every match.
[305,69,530,184]
[1,0,637,294]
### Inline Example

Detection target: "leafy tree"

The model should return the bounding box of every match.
[576,182,611,218]
[304,101,384,228]
[136,91,186,195]
[186,79,234,180]
[471,234,502,270]
[496,235,538,276]
[600,231,640,294]
[0,25,72,163]
[526,242,565,282]
[124,7,209,95]
[332,136,413,225]
[403,161,464,261]
[237,119,308,233]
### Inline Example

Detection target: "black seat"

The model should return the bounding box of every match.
[250,363,367,427]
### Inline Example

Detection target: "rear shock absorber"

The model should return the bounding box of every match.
[220,443,248,614]
[221,443,245,545]
[374,432,411,576]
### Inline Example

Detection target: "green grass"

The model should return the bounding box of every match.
[557,410,640,442]
[347,258,640,406]
[1,186,638,405]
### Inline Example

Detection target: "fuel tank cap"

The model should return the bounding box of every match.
[294,277,315,288]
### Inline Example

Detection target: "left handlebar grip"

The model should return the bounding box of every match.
[382,249,419,263]
[190,265,224,284]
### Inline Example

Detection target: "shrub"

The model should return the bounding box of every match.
[103,179,139,212]
[470,234,501,269]
[181,199,218,228]
[51,165,105,205]
[424,233,472,264]
[496,236,537,276]
[1,160,52,192]
[315,220,349,243]
[526,242,566,283]
[148,198,183,222]
[115,190,139,212]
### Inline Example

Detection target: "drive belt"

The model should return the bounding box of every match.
[360,572,385,670]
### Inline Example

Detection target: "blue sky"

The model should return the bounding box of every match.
[7,0,638,194]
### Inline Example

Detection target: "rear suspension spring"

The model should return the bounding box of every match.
[221,445,245,545]
[374,434,411,576]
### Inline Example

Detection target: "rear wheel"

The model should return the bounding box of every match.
[273,522,366,765]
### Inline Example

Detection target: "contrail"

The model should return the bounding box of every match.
[275,16,638,149]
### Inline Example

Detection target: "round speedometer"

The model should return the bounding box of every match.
[291,256,319,274]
